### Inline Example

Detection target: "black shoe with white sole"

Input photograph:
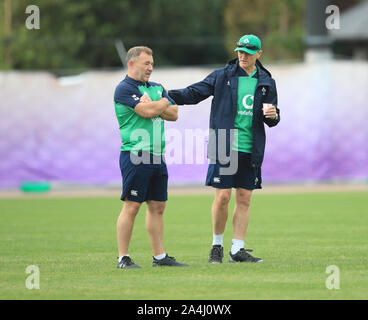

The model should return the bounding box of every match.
[229,248,263,263]
[117,256,141,269]
[152,254,188,267]
[208,245,224,263]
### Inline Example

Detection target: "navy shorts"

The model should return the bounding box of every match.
[119,151,168,203]
[205,152,262,190]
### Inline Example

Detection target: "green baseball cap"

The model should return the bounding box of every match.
[234,34,262,55]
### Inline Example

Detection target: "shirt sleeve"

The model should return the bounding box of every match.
[114,84,141,108]
[162,88,176,105]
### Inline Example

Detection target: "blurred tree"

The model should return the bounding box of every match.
[1,0,228,71]
[3,0,361,70]
[224,0,305,62]
[5,0,89,69]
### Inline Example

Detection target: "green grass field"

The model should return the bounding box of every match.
[0,191,367,300]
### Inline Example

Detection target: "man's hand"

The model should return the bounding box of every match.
[159,97,170,107]
[263,104,278,120]
[140,93,152,103]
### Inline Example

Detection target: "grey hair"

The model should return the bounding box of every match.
[125,46,153,64]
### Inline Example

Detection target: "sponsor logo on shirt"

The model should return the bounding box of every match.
[238,94,254,116]
[242,94,254,109]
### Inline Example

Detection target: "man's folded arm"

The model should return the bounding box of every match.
[134,98,169,118]
[160,104,178,121]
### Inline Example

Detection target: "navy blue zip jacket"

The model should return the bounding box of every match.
[168,58,280,167]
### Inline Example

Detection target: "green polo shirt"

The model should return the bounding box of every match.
[232,68,258,153]
[114,76,174,156]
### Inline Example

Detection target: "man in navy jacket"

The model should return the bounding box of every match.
[169,35,280,264]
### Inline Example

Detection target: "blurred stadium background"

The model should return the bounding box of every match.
[1,0,368,302]
[1,0,367,193]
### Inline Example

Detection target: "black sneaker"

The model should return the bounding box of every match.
[208,245,224,263]
[152,254,188,267]
[117,256,141,269]
[229,248,263,263]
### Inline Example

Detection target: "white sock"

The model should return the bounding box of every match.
[118,254,129,262]
[154,253,166,260]
[212,233,224,247]
[231,239,244,255]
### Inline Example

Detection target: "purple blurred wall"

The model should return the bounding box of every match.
[1,61,367,189]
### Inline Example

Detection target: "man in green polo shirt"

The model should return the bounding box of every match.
[114,46,188,269]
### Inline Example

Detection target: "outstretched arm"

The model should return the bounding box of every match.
[168,70,216,105]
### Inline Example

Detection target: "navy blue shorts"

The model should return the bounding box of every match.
[119,151,168,203]
[205,152,262,190]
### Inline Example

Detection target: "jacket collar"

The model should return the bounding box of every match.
[124,75,149,87]
[225,59,272,85]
